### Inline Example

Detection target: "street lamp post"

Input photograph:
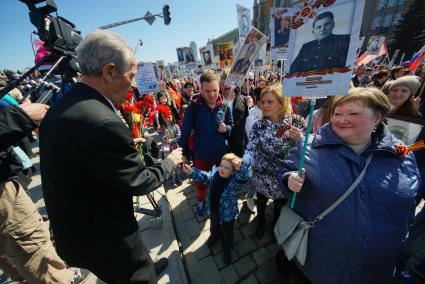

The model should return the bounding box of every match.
[134,39,143,55]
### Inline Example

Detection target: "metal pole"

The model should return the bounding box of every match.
[99,13,162,29]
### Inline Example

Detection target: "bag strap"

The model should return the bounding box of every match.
[310,153,373,225]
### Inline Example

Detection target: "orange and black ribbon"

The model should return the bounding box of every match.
[395,140,425,156]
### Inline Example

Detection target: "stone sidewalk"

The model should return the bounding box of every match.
[0,145,188,284]
[166,180,286,284]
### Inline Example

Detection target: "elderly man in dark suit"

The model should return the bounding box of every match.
[39,29,182,283]
[289,11,350,74]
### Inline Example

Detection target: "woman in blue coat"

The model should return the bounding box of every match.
[277,87,420,283]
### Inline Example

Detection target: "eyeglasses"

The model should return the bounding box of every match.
[248,79,254,82]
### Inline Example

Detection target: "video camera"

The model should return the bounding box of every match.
[0,0,82,100]
[20,0,82,72]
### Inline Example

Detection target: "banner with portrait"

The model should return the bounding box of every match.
[225,27,268,87]
[270,8,296,61]
[200,45,213,66]
[283,0,365,97]
[176,48,185,63]
[237,4,251,45]
[155,60,166,79]
[136,62,158,94]
[182,47,195,63]
[367,35,385,56]
[219,42,234,68]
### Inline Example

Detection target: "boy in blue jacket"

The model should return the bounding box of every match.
[183,153,249,265]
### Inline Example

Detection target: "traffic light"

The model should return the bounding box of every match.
[163,5,171,25]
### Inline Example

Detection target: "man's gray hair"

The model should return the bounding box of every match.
[76,29,134,76]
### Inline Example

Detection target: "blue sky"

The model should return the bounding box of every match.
[0,0,253,71]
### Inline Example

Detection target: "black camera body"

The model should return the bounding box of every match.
[20,0,82,57]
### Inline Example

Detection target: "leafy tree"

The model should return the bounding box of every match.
[390,0,425,57]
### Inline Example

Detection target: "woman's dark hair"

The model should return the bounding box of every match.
[375,70,389,80]
[253,87,262,104]
[390,66,403,79]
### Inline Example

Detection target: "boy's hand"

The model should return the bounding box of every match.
[233,159,242,171]
[182,163,193,175]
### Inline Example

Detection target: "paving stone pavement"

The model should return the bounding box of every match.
[166,179,288,284]
[2,143,425,284]
[1,144,188,284]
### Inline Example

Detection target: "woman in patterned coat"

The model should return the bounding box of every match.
[243,84,304,239]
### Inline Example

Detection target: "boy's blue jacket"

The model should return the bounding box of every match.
[189,163,249,222]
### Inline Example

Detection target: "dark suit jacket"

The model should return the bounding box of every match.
[228,95,249,157]
[233,58,252,74]
[289,34,350,73]
[39,83,175,267]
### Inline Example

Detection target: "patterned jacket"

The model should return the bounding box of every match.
[189,163,249,222]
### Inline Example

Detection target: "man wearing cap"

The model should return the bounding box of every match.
[289,11,350,74]
[241,72,255,97]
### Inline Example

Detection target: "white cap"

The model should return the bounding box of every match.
[246,72,254,80]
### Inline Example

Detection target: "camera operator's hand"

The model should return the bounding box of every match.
[166,147,183,166]
[19,102,49,122]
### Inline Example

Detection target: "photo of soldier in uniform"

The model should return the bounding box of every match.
[367,36,385,55]
[203,50,212,65]
[184,48,195,63]
[177,48,184,63]
[233,42,257,74]
[220,50,226,61]
[274,15,291,47]
[289,11,350,73]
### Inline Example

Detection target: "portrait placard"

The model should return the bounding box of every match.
[237,4,251,44]
[387,115,425,145]
[136,62,158,94]
[283,0,365,97]
[270,8,296,60]
[226,27,268,87]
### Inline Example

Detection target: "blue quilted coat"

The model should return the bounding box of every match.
[190,163,249,222]
[277,123,420,284]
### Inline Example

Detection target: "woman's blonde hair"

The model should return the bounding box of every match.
[331,87,391,118]
[260,84,292,121]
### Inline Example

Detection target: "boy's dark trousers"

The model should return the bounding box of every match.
[210,211,234,258]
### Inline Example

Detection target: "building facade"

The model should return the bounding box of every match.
[207,28,240,60]
[366,0,414,48]
[252,0,414,53]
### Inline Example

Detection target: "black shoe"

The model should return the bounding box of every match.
[207,235,219,247]
[255,221,265,240]
[223,250,232,265]
[154,258,168,276]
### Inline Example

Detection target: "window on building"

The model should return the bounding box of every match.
[373,16,382,29]
[378,0,387,9]
[383,14,393,27]
[398,0,406,5]
[394,12,403,24]
[388,0,397,7]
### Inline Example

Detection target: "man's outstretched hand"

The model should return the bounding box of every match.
[166,147,183,166]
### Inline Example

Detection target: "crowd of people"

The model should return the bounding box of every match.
[1,28,425,284]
